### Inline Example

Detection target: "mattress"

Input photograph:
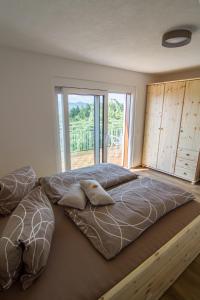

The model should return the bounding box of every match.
[0,200,200,300]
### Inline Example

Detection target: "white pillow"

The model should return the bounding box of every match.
[80,180,114,206]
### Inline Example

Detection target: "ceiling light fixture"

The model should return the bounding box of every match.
[162,29,192,48]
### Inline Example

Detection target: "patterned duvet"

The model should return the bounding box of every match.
[65,176,195,259]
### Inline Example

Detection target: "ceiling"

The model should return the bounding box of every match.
[0,0,200,73]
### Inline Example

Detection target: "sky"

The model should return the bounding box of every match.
[68,93,126,105]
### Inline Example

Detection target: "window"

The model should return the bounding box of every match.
[56,88,133,171]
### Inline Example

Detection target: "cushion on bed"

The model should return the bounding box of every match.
[0,166,37,216]
[58,183,87,210]
[80,180,114,206]
[40,163,137,204]
[0,221,22,290]
[0,186,55,291]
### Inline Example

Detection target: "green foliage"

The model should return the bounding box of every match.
[108,98,123,122]
[69,103,93,122]
[69,106,80,120]
[69,99,124,152]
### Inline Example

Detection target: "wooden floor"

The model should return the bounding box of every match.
[132,168,200,300]
[71,145,122,169]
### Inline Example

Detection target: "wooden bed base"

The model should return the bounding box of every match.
[99,215,200,300]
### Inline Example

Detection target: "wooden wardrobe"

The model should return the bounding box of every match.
[142,78,200,184]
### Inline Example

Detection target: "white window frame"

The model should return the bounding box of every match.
[61,87,108,170]
[54,78,136,172]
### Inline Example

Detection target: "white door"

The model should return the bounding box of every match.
[60,88,107,170]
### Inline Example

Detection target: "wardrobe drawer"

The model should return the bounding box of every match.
[177,149,199,162]
[175,157,196,170]
[174,166,196,181]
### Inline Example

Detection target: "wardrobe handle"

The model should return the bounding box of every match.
[185,163,188,166]
[184,172,187,175]
[180,130,183,133]
[186,153,190,156]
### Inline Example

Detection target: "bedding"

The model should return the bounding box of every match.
[66,176,195,259]
[80,179,114,206]
[0,201,200,300]
[58,183,87,210]
[0,187,55,290]
[0,166,37,216]
[40,163,137,204]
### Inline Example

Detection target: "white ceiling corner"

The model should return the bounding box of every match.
[0,0,199,73]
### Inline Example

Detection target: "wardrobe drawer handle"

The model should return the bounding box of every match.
[185,163,188,166]
[184,172,187,175]
[186,153,190,156]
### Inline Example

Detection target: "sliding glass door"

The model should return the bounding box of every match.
[68,94,95,169]
[57,88,132,171]
[107,93,126,166]
[58,88,106,170]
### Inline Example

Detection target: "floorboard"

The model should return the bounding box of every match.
[132,168,200,300]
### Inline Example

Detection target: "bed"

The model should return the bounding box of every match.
[0,165,200,300]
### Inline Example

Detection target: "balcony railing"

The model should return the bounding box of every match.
[69,121,123,153]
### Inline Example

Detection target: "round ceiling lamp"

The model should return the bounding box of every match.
[162,29,192,48]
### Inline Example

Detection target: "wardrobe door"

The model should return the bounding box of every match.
[157,81,185,173]
[178,79,200,152]
[142,84,164,168]
[174,79,200,182]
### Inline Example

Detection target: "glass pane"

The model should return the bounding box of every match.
[107,93,126,166]
[68,95,95,169]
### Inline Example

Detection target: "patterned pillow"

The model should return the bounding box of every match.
[0,186,55,290]
[58,183,87,210]
[40,163,137,204]
[80,180,114,206]
[0,166,37,216]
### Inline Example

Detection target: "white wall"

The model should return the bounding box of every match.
[0,47,153,177]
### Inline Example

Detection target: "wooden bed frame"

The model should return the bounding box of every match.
[99,215,200,300]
